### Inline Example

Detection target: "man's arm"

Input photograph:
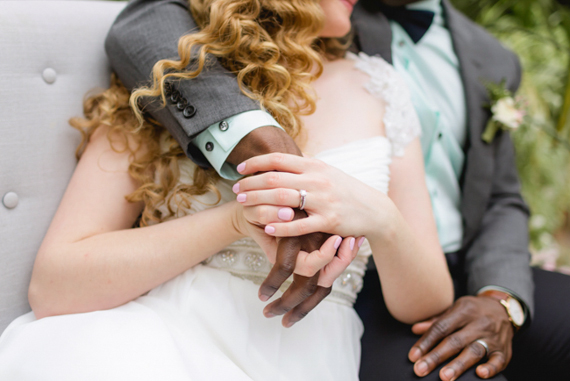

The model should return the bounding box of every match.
[105,0,335,325]
[409,49,533,380]
[465,49,533,314]
[409,127,531,381]
[106,1,300,176]
[105,0,260,160]
[465,132,533,311]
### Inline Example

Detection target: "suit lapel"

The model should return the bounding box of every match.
[443,0,494,247]
[351,2,393,63]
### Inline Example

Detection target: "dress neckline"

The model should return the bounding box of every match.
[311,135,390,159]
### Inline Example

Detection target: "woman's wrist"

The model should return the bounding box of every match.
[364,196,401,244]
[228,201,249,240]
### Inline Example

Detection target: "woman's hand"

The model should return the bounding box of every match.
[233,153,395,240]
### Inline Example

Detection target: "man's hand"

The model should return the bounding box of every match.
[239,203,361,327]
[226,126,302,165]
[409,295,514,381]
[260,231,330,325]
[237,213,337,327]
[228,126,354,327]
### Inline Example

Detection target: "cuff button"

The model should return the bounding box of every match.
[176,99,187,111]
[170,91,180,103]
[219,121,229,131]
[205,142,214,152]
[183,105,196,118]
[164,82,172,96]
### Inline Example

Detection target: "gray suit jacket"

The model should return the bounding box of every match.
[105,0,534,314]
[352,0,534,315]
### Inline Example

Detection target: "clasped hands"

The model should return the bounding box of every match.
[226,126,516,379]
[232,153,371,328]
[232,152,517,380]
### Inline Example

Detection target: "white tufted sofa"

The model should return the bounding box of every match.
[0,0,127,334]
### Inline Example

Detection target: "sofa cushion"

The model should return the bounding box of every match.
[0,0,127,334]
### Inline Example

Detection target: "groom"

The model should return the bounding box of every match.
[105,0,570,379]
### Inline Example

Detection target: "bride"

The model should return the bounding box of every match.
[0,0,453,379]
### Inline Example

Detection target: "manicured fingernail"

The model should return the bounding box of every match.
[237,162,246,173]
[443,368,455,380]
[237,194,246,203]
[284,321,294,328]
[479,366,489,378]
[358,237,365,248]
[265,225,276,234]
[416,361,428,375]
[409,347,421,362]
[264,311,275,318]
[334,237,342,249]
[278,208,293,220]
[349,237,355,250]
[232,183,240,193]
[259,293,269,302]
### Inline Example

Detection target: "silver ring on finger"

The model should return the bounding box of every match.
[298,189,307,210]
[474,339,489,357]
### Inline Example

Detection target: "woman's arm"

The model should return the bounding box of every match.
[29,127,244,319]
[374,139,453,324]
[232,142,454,324]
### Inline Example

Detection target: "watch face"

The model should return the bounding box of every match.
[507,298,525,326]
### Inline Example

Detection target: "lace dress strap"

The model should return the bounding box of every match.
[347,52,421,156]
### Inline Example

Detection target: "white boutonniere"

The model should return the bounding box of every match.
[482,80,527,144]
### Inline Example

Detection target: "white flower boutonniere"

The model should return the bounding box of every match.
[482,80,526,144]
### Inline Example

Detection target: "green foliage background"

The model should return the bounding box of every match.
[451,0,570,265]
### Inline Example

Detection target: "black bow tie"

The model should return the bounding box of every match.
[381,6,435,44]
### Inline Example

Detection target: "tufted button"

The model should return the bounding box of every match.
[183,105,196,118]
[438,132,443,139]
[219,120,229,131]
[398,40,405,48]
[205,142,214,152]
[42,68,57,84]
[2,192,19,209]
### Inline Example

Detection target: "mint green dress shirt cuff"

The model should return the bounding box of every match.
[192,110,283,180]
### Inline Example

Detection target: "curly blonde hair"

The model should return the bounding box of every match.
[71,0,349,226]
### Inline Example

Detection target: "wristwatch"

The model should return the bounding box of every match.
[480,290,525,331]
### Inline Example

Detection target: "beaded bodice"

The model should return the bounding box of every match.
[157,53,420,306]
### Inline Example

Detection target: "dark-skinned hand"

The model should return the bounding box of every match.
[227,126,353,327]
[408,294,515,381]
[260,227,332,328]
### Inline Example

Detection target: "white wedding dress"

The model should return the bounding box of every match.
[0,53,420,381]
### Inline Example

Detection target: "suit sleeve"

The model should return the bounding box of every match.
[464,51,535,317]
[105,0,261,165]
